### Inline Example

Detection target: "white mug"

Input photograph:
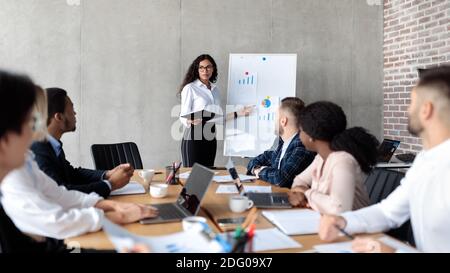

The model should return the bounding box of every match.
[138,169,155,183]
[229,195,254,213]
[149,183,168,198]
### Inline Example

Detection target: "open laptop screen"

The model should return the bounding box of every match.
[377,139,401,163]
[176,164,214,215]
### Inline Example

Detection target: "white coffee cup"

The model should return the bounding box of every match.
[138,169,155,183]
[182,216,207,232]
[229,195,254,213]
[149,183,168,198]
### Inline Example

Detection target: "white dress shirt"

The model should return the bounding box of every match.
[0,152,104,239]
[278,134,296,169]
[342,139,450,252]
[179,79,222,128]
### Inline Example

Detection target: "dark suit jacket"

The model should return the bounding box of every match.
[30,140,111,198]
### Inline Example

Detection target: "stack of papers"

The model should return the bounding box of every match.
[110,181,146,196]
[262,209,321,235]
[215,185,272,194]
[213,175,257,183]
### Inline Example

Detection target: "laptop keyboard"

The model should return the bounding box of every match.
[248,193,290,206]
[271,195,289,204]
[249,194,270,204]
[154,204,187,220]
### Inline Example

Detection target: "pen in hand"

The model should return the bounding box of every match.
[334,225,354,240]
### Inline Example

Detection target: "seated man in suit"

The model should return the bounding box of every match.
[31,87,130,198]
[247,97,315,188]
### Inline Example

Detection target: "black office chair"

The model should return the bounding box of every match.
[365,168,415,246]
[91,142,143,170]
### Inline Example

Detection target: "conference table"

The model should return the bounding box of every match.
[66,167,376,253]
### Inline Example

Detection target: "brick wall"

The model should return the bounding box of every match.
[383,0,450,153]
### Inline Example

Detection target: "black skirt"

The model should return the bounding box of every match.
[181,122,217,168]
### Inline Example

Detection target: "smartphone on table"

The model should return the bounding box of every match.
[217,217,246,230]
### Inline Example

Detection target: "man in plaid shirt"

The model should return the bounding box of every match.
[247,97,315,188]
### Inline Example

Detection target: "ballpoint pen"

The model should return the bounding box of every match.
[334,225,354,240]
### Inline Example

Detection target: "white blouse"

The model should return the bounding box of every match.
[179,79,222,128]
[0,153,104,239]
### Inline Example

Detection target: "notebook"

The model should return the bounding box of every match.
[261,209,321,235]
[110,181,146,196]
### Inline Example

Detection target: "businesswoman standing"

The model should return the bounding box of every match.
[179,54,253,167]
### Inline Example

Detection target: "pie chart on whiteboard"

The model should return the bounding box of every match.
[261,98,272,108]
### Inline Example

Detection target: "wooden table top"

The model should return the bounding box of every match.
[66,167,370,252]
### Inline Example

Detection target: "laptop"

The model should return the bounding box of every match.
[140,163,214,224]
[225,158,291,209]
[245,192,291,209]
[377,139,401,163]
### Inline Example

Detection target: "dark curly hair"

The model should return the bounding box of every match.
[298,101,379,173]
[178,54,218,96]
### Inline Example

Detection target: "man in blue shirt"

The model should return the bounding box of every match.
[247,97,314,188]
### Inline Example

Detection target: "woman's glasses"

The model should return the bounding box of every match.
[198,65,214,72]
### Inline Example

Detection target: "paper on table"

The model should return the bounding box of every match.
[378,236,419,253]
[219,228,302,252]
[243,185,272,193]
[216,185,239,194]
[262,209,321,235]
[213,174,256,183]
[313,241,354,253]
[102,218,225,253]
[179,172,191,180]
[215,185,272,194]
[313,236,419,253]
[110,181,146,196]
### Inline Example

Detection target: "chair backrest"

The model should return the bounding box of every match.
[365,168,405,204]
[365,168,415,247]
[91,142,143,170]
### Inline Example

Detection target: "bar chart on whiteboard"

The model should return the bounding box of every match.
[224,54,296,157]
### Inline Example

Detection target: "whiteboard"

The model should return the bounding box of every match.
[224,54,297,157]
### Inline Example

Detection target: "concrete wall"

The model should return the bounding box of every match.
[0,0,383,169]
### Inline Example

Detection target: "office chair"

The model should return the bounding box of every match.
[365,168,415,247]
[91,142,143,170]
